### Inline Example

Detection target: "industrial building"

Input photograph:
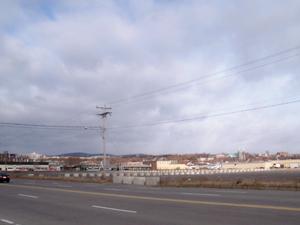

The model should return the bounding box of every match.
[0,162,50,171]
[222,159,300,170]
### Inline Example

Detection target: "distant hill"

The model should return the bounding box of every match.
[56,152,151,157]
[58,152,103,157]
[120,153,153,158]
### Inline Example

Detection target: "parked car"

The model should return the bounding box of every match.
[0,173,10,183]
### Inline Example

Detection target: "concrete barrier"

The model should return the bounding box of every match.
[123,176,134,184]
[112,175,159,186]
[133,177,146,185]
[113,175,123,184]
[145,177,160,186]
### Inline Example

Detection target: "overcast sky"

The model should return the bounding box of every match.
[0,0,300,155]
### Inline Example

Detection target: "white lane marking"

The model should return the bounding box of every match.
[0,219,14,224]
[181,192,220,197]
[18,193,38,199]
[92,205,137,214]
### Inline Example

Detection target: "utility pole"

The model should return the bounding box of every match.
[96,105,112,170]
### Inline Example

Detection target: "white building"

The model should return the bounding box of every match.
[156,160,188,170]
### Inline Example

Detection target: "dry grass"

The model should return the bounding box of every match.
[10,173,112,184]
[160,177,300,190]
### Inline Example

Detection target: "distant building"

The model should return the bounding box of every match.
[222,159,300,170]
[120,162,151,170]
[0,162,49,171]
[80,161,101,171]
[0,151,30,163]
[156,160,188,170]
[276,152,289,158]
[27,152,45,161]
[215,154,226,159]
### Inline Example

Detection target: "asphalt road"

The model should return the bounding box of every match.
[1,179,300,225]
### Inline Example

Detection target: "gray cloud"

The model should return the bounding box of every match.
[0,0,300,155]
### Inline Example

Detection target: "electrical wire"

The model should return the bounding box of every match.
[0,122,101,130]
[2,97,299,132]
[108,46,300,106]
[108,98,300,130]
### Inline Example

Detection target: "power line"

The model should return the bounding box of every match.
[108,45,300,106]
[114,53,300,108]
[108,98,300,130]
[0,122,101,130]
[1,98,300,132]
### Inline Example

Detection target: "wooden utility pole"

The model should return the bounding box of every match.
[96,106,112,170]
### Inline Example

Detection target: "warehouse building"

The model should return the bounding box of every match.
[0,162,50,171]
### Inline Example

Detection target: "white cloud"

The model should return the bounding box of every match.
[0,0,300,154]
